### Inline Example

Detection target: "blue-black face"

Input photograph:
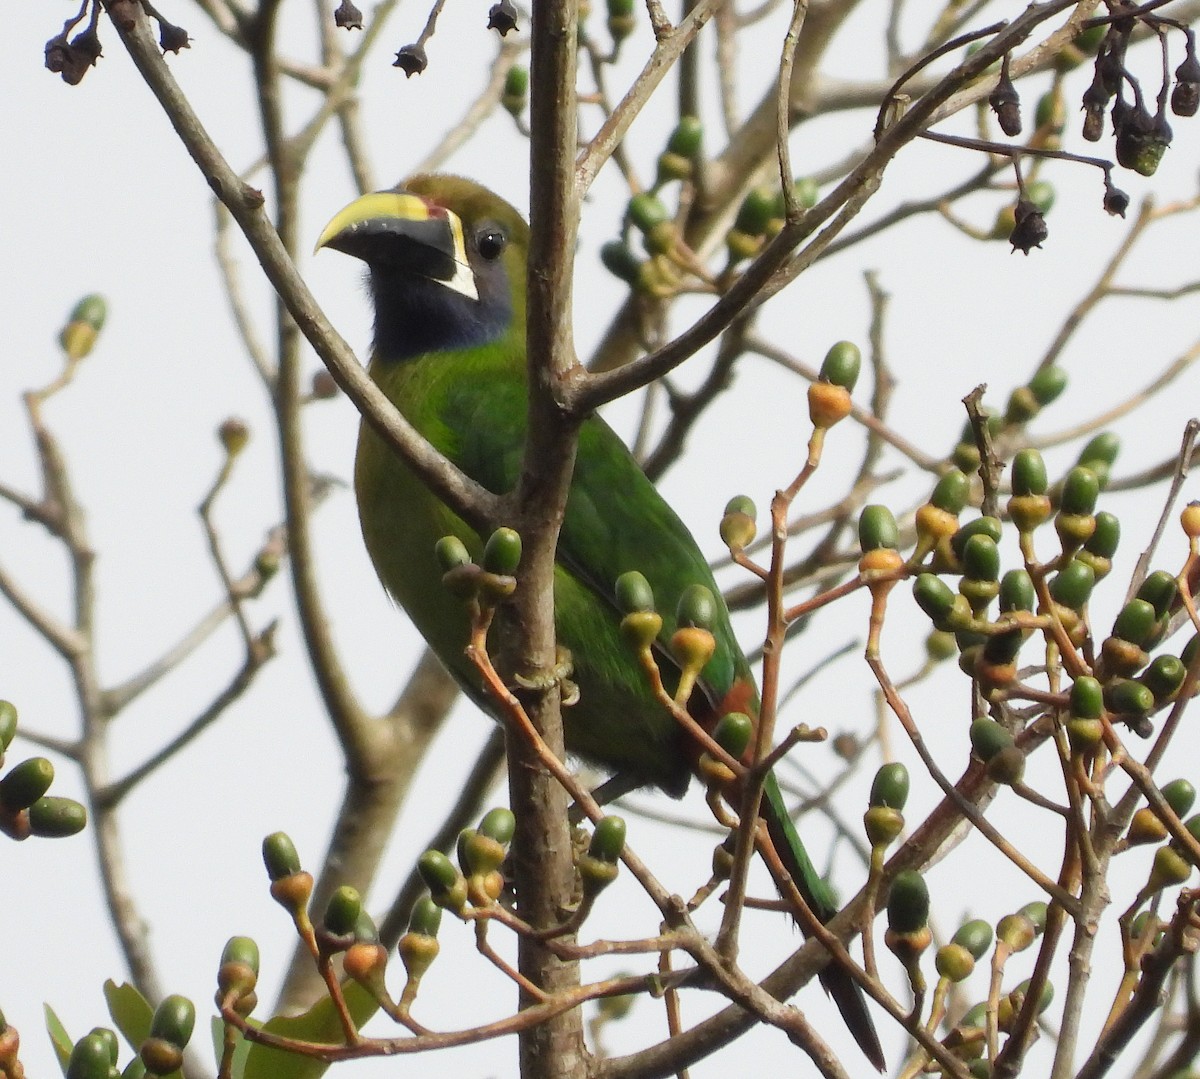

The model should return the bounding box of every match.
[366,212,514,363]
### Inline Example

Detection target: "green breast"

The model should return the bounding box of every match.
[356,346,739,796]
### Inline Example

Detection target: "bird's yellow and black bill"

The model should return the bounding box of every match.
[315,190,478,301]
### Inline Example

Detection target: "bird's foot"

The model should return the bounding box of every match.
[513,646,580,706]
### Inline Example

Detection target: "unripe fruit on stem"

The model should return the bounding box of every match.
[482,528,521,576]
[1011,448,1048,495]
[479,807,516,845]
[1137,571,1178,618]
[676,584,717,630]
[418,851,468,913]
[999,568,1035,614]
[666,116,703,157]
[589,816,627,862]
[1049,559,1096,611]
[0,701,17,755]
[1149,845,1191,890]
[953,919,993,958]
[819,341,861,390]
[0,757,54,812]
[935,942,976,981]
[713,712,753,758]
[459,829,507,878]
[323,886,363,938]
[28,796,86,837]
[859,505,899,552]
[734,187,775,236]
[408,895,443,938]
[615,571,654,614]
[262,832,302,880]
[217,936,260,1006]
[869,763,910,809]
[59,294,108,361]
[1164,779,1197,817]
[887,870,930,934]
[67,1034,113,1079]
[720,495,757,550]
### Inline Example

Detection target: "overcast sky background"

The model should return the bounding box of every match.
[4,1,1200,1076]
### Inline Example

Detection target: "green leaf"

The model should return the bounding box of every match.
[241,983,377,1079]
[104,981,154,1051]
[44,1003,74,1075]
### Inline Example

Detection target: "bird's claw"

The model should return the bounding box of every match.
[513,646,579,705]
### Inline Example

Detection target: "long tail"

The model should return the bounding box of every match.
[761,772,886,1071]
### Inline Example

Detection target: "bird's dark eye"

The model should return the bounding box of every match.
[476,227,507,261]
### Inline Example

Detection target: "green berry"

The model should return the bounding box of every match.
[666,116,703,157]
[1059,466,1100,516]
[961,534,1000,583]
[28,796,87,837]
[913,574,969,630]
[588,815,627,862]
[713,712,753,758]
[1163,778,1197,817]
[628,192,669,233]
[887,870,930,934]
[1049,559,1095,610]
[1082,511,1121,565]
[419,850,461,892]
[951,516,1003,561]
[819,341,861,391]
[1011,449,1048,496]
[1104,678,1155,717]
[1137,571,1178,619]
[221,935,260,974]
[953,918,994,959]
[435,535,473,572]
[1078,431,1120,468]
[59,295,108,361]
[600,240,643,285]
[408,895,443,937]
[999,569,1035,613]
[858,505,899,552]
[930,469,970,514]
[1112,599,1158,647]
[1069,676,1104,719]
[68,1034,114,1079]
[479,807,516,845]
[88,1029,119,1067]
[323,886,363,937]
[0,701,17,754]
[720,496,757,550]
[0,757,54,812]
[969,718,1014,761]
[734,187,775,236]
[482,527,522,576]
[262,832,301,880]
[149,995,195,1050]
[615,571,655,614]
[1026,364,1067,408]
[676,584,717,630]
[870,763,910,810]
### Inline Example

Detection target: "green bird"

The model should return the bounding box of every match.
[316,174,884,1070]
